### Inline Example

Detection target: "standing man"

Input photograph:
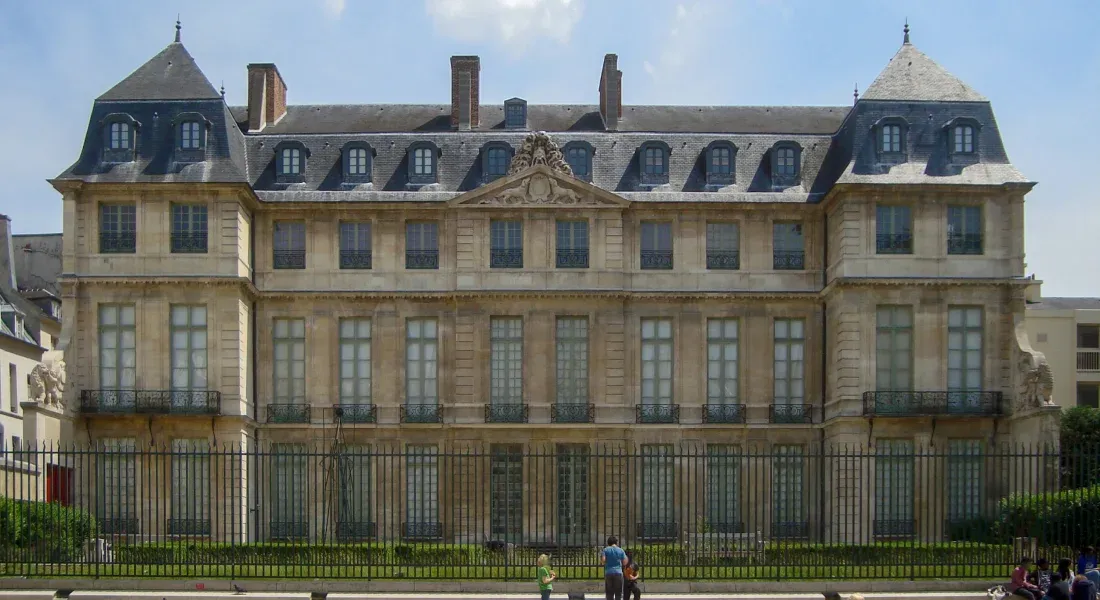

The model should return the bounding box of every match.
[600,535,629,600]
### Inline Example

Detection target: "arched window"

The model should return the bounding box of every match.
[562,141,594,182]
[639,140,671,186]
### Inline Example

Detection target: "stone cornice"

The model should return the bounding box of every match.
[820,181,1036,211]
[62,275,259,298]
[822,276,1031,296]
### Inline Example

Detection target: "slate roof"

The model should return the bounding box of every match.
[98,42,221,101]
[1028,297,1100,311]
[861,42,987,103]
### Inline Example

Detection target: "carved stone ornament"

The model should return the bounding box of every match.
[474,173,582,206]
[506,131,574,176]
[1014,316,1054,411]
[28,352,66,408]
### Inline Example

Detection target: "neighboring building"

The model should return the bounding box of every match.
[50,24,1057,543]
[1025,287,1100,408]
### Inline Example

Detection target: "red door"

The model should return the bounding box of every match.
[46,465,72,506]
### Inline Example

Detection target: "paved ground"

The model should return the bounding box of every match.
[2,592,993,600]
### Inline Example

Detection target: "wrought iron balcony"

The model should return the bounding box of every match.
[405,249,439,270]
[273,249,306,269]
[702,403,745,424]
[640,250,673,270]
[99,517,140,535]
[773,250,804,270]
[402,521,443,541]
[706,521,745,534]
[270,520,309,540]
[772,520,809,539]
[336,520,377,541]
[770,403,814,424]
[339,250,373,269]
[170,232,208,254]
[334,403,377,424]
[401,403,442,423]
[266,403,311,424]
[79,390,221,415]
[706,250,740,270]
[862,391,1002,417]
[636,403,680,424]
[873,519,916,538]
[876,233,913,254]
[637,521,678,542]
[490,248,523,269]
[948,233,984,255]
[551,402,595,423]
[485,403,528,423]
[167,518,211,536]
[99,232,136,254]
[555,249,589,269]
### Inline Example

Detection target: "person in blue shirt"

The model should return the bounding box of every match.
[600,535,629,600]
[1076,547,1099,587]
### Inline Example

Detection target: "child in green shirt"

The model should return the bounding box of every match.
[537,554,557,600]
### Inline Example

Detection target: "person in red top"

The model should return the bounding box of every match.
[1009,557,1041,600]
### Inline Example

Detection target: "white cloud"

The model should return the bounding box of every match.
[320,0,346,18]
[425,0,583,49]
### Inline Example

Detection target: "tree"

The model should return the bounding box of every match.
[1060,406,1100,488]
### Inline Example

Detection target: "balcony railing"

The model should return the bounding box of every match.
[637,404,680,424]
[555,249,589,269]
[99,517,140,535]
[99,232,136,254]
[773,250,804,270]
[79,390,221,415]
[266,403,311,424]
[876,233,913,254]
[339,250,373,269]
[405,249,439,270]
[873,519,916,538]
[551,402,595,423]
[485,403,528,423]
[334,403,377,424]
[770,403,813,424]
[401,403,442,423]
[273,249,306,269]
[862,391,1002,417]
[335,521,377,542]
[640,250,673,270]
[637,521,678,542]
[948,233,984,255]
[1078,350,1100,372]
[490,248,523,269]
[702,403,745,424]
[167,518,211,537]
[170,232,208,254]
[270,520,309,541]
[772,521,809,539]
[706,250,740,270]
[402,521,443,541]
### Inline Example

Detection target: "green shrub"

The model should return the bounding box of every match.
[996,484,1100,548]
[0,498,97,561]
[1060,407,1100,488]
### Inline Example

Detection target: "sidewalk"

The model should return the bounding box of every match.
[3,593,993,600]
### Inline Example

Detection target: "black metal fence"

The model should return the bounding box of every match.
[0,442,1095,581]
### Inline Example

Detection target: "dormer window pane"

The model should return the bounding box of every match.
[281,148,300,175]
[414,148,433,176]
[644,147,666,176]
[776,148,796,176]
[110,123,130,150]
[566,147,590,179]
[348,148,369,176]
[882,125,901,153]
[954,125,974,153]
[180,122,201,149]
[486,148,510,179]
[505,103,526,129]
[710,147,732,174]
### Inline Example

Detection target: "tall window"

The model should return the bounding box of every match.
[490,445,523,541]
[96,437,137,534]
[706,222,740,270]
[347,147,370,176]
[773,318,805,407]
[337,445,373,540]
[947,439,984,527]
[775,147,797,177]
[555,317,588,422]
[484,146,511,180]
[876,205,913,254]
[642,146,667,179]
[98,304,136,407]
[556,220,589,268]
[280,147,301,175]
[707,445,741,533]
[948,307,983,411]
[947,205,983,255]
[490,220,523,269]
[773,223,804,270]
[708,145,733,183]
[640,445,675,540]
[405,445,440,539]
[405,318,439,415]
[170,438,210,536]
[179,121,201,150]
[272,221,306,269]
[339,318,372,408]
[170,305,208,410]
[706,319,740,421]
[771,444,805,538]
[272,318,306,405]
[270,443,307,540]
[640,318,674,423]
[170,203,208,253]
[405,222,439,269]
[556,445,589,545]
[99,204,136,253]
[953,125,975,154]
[8,364,16,413]
[875,306,912,391]
[109,122,130,150]
[565,145,591,180]
[339,221,372,269]
[640,221,672,270]
[874,439,915,537]
[412,147,435,180]
[881,124,902,153]
[505,101,527,129]
[490,317,523,411]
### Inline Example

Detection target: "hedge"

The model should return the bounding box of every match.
[0,498,97,561]
[996,484,1100,548]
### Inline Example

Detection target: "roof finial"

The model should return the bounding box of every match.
[903,18,910,44]
[853,83,859,104]
[220,81,225,98]
[175,15,181,43]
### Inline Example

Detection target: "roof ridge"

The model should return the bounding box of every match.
[97,41,220,101]
[861,43,986,103]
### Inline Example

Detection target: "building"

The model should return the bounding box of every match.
[48,23,1060,545]
[1025,286,1100,408]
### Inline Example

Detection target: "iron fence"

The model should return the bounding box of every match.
[0,443,1093,581]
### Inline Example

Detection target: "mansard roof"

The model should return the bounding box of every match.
[862,42,987,103]
[98,42,221,101]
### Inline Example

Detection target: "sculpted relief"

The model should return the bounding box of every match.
[28,351,66,409]
[472,132,608,207]
[1013,316,1055,411]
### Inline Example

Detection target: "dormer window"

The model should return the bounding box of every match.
[504,98,527,129]
[953,125,974,153]
[101,114,138,162]
[342,142,375,184]
[882,125,901,153]
[771,142,801,188]
[408,142,440,186]
[562,141,594,182]
[640,141,671,186]
[945,118,981,157]
[704,141,736,186]
[481,143,512,182]
[874,117,908,164]
[180,122,201,149]
[172,112,210,157]
[110,122,131,150]
[274,141,309,183]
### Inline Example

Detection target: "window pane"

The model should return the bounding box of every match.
[641,318,673,405]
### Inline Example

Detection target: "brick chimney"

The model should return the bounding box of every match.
[246,63,288,133]
[0,214,15,291]
[599,53,622,131]
[450,56,480,130]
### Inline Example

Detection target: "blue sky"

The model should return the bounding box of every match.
[1,0,1097,295]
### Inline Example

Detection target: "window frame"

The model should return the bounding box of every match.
[170,438,211,536]
[272,318,307,405]
[944,117,981,156]
[490,317,524,407]
[555,220,589,268]
[947,205,983,255]
[773,318,805,407]
[706,444,741,533]
[489,219,523,269]
[338,318,372,407]
[170,203,208,254]
[171,112,211,156]
[405,221,439,270]
[946,439,984,526]
[405,318,439,409]
[772,222,805,270]
[771,444,806,539]
[407,142,441,185]
[562,141,595,182]
[771,142,802,187]
[169,305,209,397]
[875,306,913,392]
[339,221,373,269]
[274,141,309,183]
[947,306,984,395]
[98,304,137,396]
[99,203,137,254]
[555,316,589,406]
[875,204,913,255]
[640,444,676,540]
[490,444,524,541]
[272,220,306,270]
[404,445,440,539]
[504,98,528,130]
[640,221,673,270]
[101,113,139,161]
[341,142,375,184]
[874,439,916,538]
[705,222,740,270]
[704,141,737,186]
[270,443,308,540]
[640,317,674,408]
[873,117,908,158]
[706,318,740,408]
[639,141,671,186]
[481,142,514,183]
